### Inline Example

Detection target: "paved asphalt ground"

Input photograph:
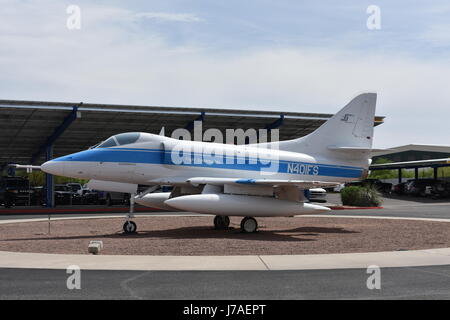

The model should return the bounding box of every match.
[1,265,449,300]
[0,195,449,300]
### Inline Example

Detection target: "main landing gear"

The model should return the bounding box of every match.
[213,215,258,233]
[240,217,258,233]
[123,193,137,234]
[213,215,230,230]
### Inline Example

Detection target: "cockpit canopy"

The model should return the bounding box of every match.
[96,132,141,148]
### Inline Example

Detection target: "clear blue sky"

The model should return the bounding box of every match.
[1,0,450,147]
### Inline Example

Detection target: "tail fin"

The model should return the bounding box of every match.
[278,93,377,160]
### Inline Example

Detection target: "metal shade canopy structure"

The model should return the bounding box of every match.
[0,99,385,166]
[0,99,384,207]
[370,158,450,183]
[371,145,450,183]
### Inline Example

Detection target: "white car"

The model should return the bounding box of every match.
[66,182,84,196]
[308,188,327,203]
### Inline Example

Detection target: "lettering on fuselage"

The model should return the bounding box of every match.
[287,163,319,176]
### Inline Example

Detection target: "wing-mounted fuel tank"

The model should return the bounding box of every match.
[134,192,177,211]
[164,193,330,217]
[134,185,202,210]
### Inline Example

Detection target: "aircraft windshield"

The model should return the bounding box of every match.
[96,132,141,148]
[115,132,140,145]
[97,137,117,148]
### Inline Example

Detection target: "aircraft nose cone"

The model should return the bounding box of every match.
[41,161,65,176]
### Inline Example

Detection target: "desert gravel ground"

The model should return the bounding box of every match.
[0,216,449,255]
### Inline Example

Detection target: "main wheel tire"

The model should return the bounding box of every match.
[223,216,230,228]
[240,217,258,233]
[123,221,137,234]
[213,215,230,230]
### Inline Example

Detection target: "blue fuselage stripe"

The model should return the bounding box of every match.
[53,148,363,178]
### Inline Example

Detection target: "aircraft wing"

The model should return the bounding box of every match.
[148,177,340,189]
[186,177,340,189]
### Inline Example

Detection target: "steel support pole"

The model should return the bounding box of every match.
[45,145,54,208]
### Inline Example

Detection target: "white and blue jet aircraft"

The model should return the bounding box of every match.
[41,93,377,233]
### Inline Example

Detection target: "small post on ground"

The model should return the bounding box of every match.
[45,145,54,208]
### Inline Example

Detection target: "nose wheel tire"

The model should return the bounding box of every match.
[214,215,230,230]
[241,217,258,233]
[123,221,137,234]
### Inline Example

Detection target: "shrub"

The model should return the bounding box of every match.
[341,185,383,207]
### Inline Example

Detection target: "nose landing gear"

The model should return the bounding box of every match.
[123,193,137,234]
[123,220,137,233]
[122,186,159,234]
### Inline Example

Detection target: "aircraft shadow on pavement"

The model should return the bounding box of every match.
[2,225,358,243]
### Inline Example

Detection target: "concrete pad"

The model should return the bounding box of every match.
[260,249,450,270]
[0,251,267,271]
[1,249,450,271]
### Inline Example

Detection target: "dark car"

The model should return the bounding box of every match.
[429,180,450,199]
[392,182,408,195]
[54,184,79,205]
[405,179,440,197]
[31,186,46,206]
[81,188,100,204]
[29,185,83,206]
[0,176,31,208]
[96,190,129,206]
[65,183,84,204]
